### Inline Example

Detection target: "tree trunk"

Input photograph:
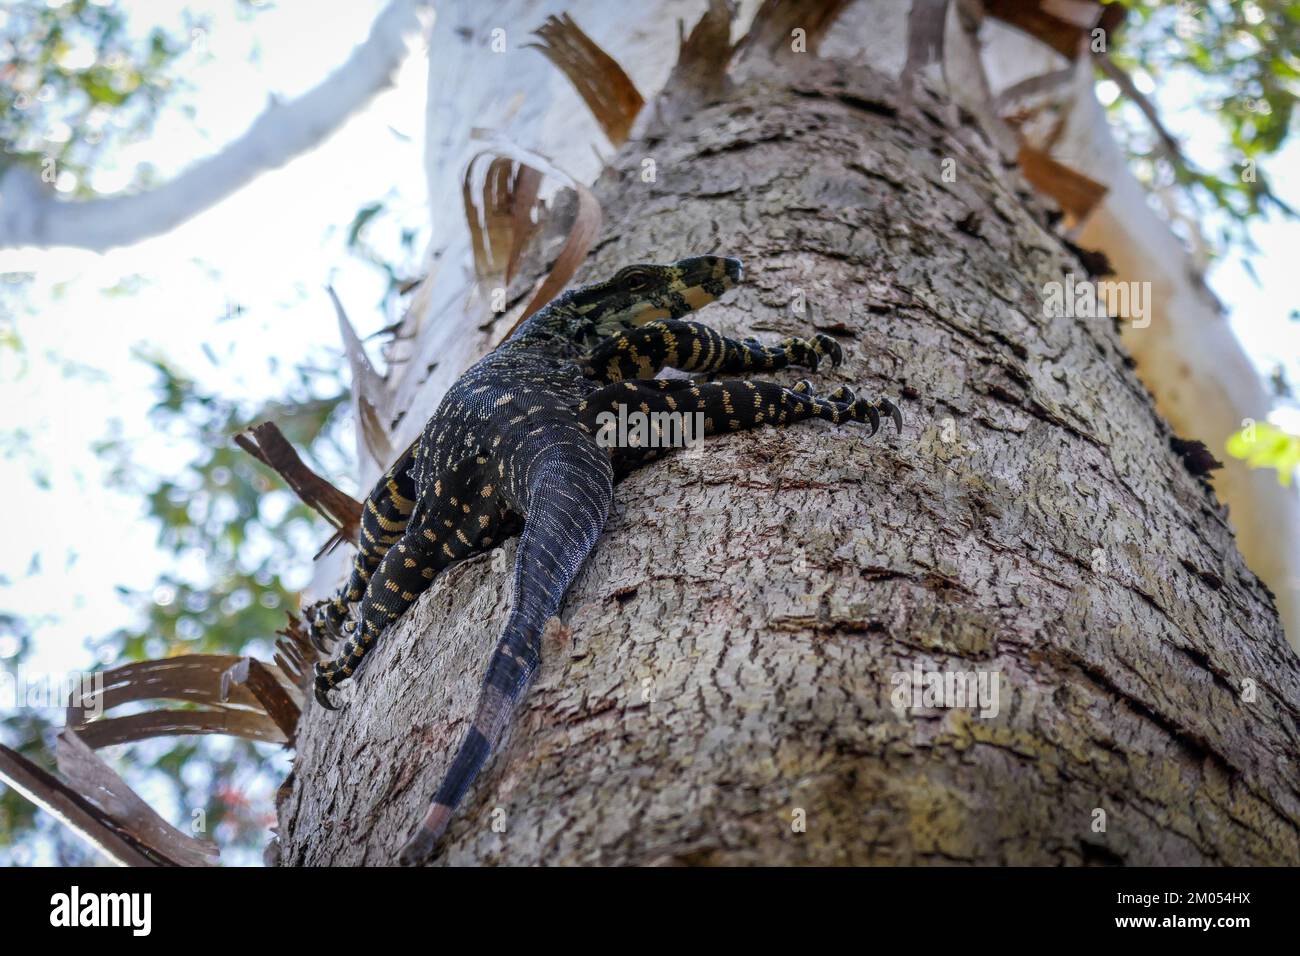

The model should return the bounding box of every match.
[274,50,1300,865]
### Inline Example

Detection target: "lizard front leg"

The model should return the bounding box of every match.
[583,319,843,383]
[577,377,901,476]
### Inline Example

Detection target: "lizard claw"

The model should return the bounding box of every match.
[879,397,903,434]
[308,625,333,655]
[812,333,843,368]
[304,600,347,654]
[783,337,819,373]
[315,685,338,711]
[861,401,881,435]
[313,663,339,711]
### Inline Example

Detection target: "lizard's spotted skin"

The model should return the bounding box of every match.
[304,256,902,864]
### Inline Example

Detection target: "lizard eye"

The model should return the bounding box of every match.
[620,268,651,292]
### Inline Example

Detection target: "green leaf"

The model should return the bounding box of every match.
[1225,421,1300,486]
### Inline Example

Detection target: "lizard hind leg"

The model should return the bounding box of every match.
[313,450,506,711]
[306,447,417,651]
[312,531,443,710]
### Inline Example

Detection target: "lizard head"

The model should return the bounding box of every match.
[566,255,743,336]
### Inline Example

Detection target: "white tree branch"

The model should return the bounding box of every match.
[0,0,427,253]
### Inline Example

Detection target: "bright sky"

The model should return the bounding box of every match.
[1214,191,1300,433]
[0,0,1297,862]
[0,0,429,681]
[1093,64,1300,436]
[0,0,432,863]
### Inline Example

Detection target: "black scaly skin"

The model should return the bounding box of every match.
[304,255,902,864]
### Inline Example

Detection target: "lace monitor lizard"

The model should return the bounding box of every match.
[305,255,902,864]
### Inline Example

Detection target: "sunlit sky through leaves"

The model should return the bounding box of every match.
[0,0,428,678]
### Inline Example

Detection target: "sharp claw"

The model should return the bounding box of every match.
[315,682,339,711]
[313,663,340,711]
[309,625,332,654]
[881,398,903,434]
[305,601,347,654]
[815,334,843,368]
[864,402,881,435]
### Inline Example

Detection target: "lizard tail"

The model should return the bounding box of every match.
[399,451,612,865]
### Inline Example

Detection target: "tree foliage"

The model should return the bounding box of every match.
[1107,0,1299,248]
[1227,419,1300,484]
[1,351,349,864]
[0,0,185,195]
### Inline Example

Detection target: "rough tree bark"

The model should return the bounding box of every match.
[274,40,1300,864]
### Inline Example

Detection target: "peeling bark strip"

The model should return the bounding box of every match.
[273,614,324,691]
[901,0,949,93]
[221,658,302,742]
[234,421,363,552]
[648,0,737,132]
[735,0,853,64]
[462,155,543,286]
[278,61,1300,865]
[1016,145,1107,224]
[0,744,164,867]
[54,730,219,867]
[461,141,603,331]
[525,14,645,146]
[983,0,1107,59]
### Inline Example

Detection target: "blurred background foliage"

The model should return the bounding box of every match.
[2,351,351,865]
[1227,419,1300,484]
[1,0,1298,863]
[1,0,181,196]
[0,0,406,865]
[1106,0,1300,483]
[1107,0,1299,252]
